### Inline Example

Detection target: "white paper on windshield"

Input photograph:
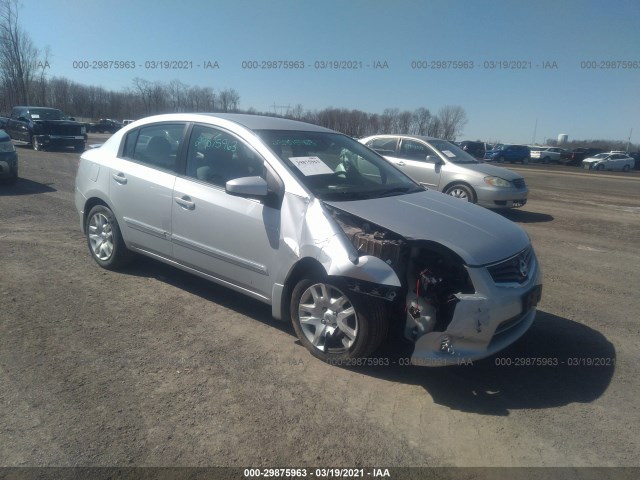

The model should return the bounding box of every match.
[289,156,334,176]
[31,114,40,119]
[442,150,456,158]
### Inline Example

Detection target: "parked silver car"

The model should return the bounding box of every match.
[581,152,635,171]
[360,135,528,208]
[75,114,542,366]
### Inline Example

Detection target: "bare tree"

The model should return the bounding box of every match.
[437,105,467,140]
[412,107,431,135]
[219,88,240,112]
[0,0,46,106]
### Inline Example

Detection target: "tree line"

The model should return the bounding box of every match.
[0,0,469,140]
[1,0,635,149]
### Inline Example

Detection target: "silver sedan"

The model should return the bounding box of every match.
[75,114,542,366]
[360,134,529,209]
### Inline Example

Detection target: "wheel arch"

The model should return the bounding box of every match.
[82,196,115,234]
[276,257,328,323]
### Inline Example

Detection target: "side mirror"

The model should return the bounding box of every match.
[426,155,443,165]
[225,176,269,198]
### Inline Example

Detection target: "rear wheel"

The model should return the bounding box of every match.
[623,165,630,172]
[290,277,388,363]
[498,156,505,163]
[85,204,133,270]
[522,157,530,164]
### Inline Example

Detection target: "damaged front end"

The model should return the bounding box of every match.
[325,204,541,366]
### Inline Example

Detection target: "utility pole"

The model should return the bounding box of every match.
[531,118,538,146]
[627,128,633,153]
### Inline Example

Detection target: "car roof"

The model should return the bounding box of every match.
[367,134,442,142]
[154,113,335,133]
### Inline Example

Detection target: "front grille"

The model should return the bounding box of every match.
[512,178,526,189]
[50,124,82,135]
[487,246,534,284]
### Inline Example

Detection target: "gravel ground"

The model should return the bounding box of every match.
[0,141,639,469]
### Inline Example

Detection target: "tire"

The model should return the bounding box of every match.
[623,165,630,172]
[542,157,549,164]
[290,277,388,362]
[498,156,505,163]
[444,183,476,203]
[74,143,85,153]
[596,164,604,171]
[32,136,44,151]
[85,204,133,270]
[6,175,17,186]
[522,157,530,164]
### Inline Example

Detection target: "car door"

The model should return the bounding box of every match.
[109,123,187,258]
[171,124,282,299]
[392,138,442,188]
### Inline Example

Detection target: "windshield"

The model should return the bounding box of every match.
[28,108,65,120]
[427,139,479,164]
[592,153,608,159]
[256,130,423,201]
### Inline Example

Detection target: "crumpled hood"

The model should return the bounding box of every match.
[325,190,530,266]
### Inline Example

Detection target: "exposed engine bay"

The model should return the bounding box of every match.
[328,206,475,342]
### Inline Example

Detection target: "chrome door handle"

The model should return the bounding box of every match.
[112,173,127,184]
[397,161,406,166]
[175,196,195,210]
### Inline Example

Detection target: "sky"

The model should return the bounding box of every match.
[17,0,640,144]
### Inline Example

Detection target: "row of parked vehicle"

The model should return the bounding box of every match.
[457,140,639,171]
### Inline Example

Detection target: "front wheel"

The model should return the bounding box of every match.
[32,136,44,151]
[522,157,530,164]
[596,164,604,171]
[444,183,475,203]
[623,165,630,172]
[85,204,133,270]
[290,278,388,362]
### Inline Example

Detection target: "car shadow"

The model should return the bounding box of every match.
[113,259,614,416]
[358,310,615,415]
[497,209,554,223]
[116,256,290,335]
[0,177,57,195]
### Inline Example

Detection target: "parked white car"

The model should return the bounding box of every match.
[582,152,635,171]
[530,147,565,164]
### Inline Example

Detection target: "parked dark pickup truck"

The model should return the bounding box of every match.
[4,106,87,152]
[88,118,123,134]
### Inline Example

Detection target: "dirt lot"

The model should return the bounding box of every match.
[1,139,639,469]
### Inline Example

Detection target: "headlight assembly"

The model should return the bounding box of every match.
[484,176,511,187]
